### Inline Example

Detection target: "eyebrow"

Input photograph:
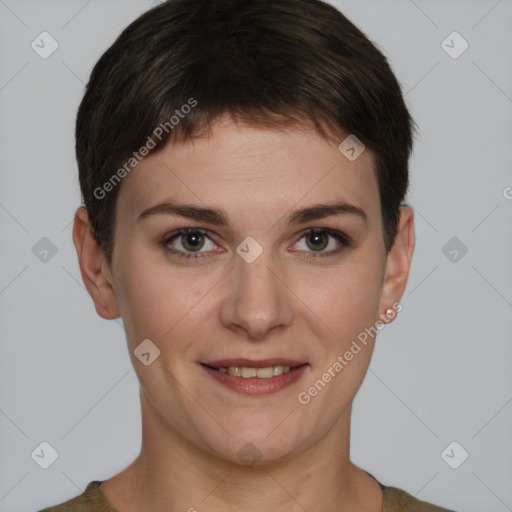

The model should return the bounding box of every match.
[137,199,368,226]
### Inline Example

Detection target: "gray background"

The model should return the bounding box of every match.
[1,0,511,511]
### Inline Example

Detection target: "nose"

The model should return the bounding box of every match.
[219,246,294,340]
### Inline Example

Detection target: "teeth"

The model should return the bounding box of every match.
[223,365,293,378]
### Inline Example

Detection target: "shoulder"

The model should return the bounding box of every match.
[363,470,456,512]
[383,485,456,512]
[37,481,118,512]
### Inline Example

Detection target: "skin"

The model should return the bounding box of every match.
[73,114,415,512]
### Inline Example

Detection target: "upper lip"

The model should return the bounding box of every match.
[202,358,308,368]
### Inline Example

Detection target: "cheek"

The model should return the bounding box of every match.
[119,274,228,366]
[113,249,201,343]
[115,236,384,351]
[301,254,384,347]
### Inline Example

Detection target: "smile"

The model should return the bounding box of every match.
[206,364,295,379]
[201,362,309,395]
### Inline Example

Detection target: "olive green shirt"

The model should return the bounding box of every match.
[38,476,456,511]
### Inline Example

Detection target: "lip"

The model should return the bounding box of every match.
[202,358,307,368]
[201,362,309,396]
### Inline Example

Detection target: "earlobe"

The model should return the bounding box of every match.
[72,206,120,320]
[378,206,415,323]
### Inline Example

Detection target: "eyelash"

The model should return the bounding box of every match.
[162,227,352,260]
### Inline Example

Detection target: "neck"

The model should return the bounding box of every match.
[100,389,382,512]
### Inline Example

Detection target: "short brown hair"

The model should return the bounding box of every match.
[76,0,416,264]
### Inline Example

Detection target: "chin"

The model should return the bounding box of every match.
[202,427,305,467]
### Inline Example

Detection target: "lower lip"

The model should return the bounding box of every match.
[201,364,309,395]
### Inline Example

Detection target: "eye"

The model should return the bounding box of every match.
[163,228,217,259]
[290,228,352,258]
[162,227,352,260]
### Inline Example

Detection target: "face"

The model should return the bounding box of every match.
[77,115,413,465]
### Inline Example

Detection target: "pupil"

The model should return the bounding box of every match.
[184,233,204,251]
[307,232,327,251]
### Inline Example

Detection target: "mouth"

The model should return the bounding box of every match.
[201,359,308,379]
[200,359,309,395]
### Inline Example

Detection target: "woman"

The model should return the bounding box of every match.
[40,0,455,510]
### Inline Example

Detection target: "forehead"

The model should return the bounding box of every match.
[116,117,381,226]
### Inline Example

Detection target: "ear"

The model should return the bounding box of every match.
[378,205,415,323]
[72,206,120,320]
